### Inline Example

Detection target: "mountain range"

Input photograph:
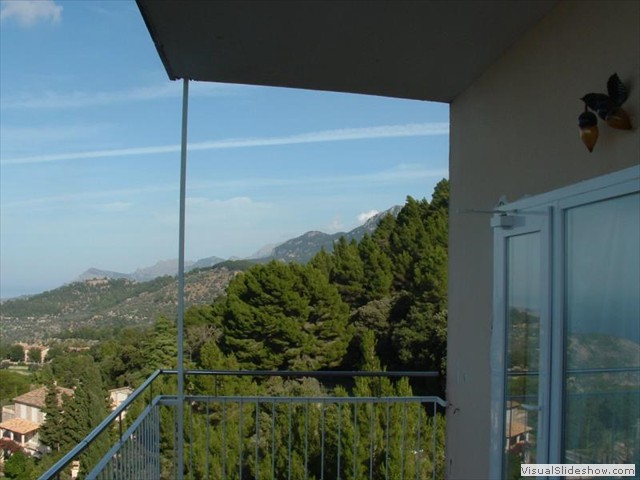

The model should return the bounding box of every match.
[1,206,400,343]
[75,256,225,283]
[75,206,401,283]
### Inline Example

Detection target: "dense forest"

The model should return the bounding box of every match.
[0,180,449,479]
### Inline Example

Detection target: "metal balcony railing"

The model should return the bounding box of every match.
[40,370,446,480]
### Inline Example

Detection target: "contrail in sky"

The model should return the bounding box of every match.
[2,122,448,166]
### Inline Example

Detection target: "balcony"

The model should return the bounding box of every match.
[40,370,446,480]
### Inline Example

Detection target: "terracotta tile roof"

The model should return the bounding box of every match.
[0,418,40,435]
[506,420,532,438]
[13,386,74,409]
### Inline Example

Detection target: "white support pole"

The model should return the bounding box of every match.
[176,78,189,479]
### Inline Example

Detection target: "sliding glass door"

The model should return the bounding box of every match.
[492,166,639,479]
[492,211,550,479]
[562,192,640,465]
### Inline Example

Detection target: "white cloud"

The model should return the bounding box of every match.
[1,185,177,210]
[0,0,62,26]
[97,202,132,213]
[0,123,110,157]
[2,164,447,212]
[326,215,344,233]
[357,210,379,224]
[2,82,244,109]
[186,196,266,210]
[1,123,449,166]
[153,196,272,229]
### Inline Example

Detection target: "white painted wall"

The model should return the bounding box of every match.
[446,1,639,478]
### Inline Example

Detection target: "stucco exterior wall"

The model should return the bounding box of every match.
[446,1,639,478]
[14,403,43,424]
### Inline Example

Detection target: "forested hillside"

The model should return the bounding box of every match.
[84,179,450,388]
[0,265,244,342]
[197,178,449,375]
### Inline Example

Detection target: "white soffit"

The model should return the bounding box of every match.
[136,0,558,103]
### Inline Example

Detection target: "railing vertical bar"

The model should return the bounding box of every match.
[337,401,342,480]
[320,401,326,480]
[153,405,158,480]
[416,401,422,480]
[239,398,244,480]
[156,404,161,479]
[189,403,194,479]
[353,401,358,480]
[141,417,145,477]
[137,426,141,478]
[138,415,142,480]
[287,401,292,480]
[271,400,276,480]
[149,406,154,480]
[147,408,160,480]
[120,434,125,480]
[133,423,137,479]
[143,416,147,477]
[255,400,260,480]
[129,432,133,479]
[138,415,149,478]
[116,446,119,480]
[139,414,144,479]
[143,416,147,478]
[174,405,179,480]
[369,401,374,480]
[124,435,129,480]
[206,402,210,480]
[131,433,135,479]
[385,400,390,480]
[144,410,148,479]
[222,400,227,480]
[144,415,148,477]
[401,400,407,480]
[431,401,437,480]
[304,399,309,480]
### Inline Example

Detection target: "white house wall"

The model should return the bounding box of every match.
[446,1,639,478]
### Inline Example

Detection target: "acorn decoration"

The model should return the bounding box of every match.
[579,73,632,152]
[578,109,599,153]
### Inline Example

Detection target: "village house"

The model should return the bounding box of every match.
[0,386,73,457]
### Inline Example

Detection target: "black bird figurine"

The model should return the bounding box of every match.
[578,73,632,152]
[581,73,632,130]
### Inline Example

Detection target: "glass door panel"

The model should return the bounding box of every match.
[504,232,543,479]
[564,192,640,465]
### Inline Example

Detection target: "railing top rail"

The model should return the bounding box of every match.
[177,369,441,378]
[175,394,448,407]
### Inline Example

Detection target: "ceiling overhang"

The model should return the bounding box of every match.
[136,0,558,103]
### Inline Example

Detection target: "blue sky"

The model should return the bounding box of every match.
[0,0,449,299]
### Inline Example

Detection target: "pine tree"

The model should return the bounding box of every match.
[330,237,366,307]
[222,261,352,370]
[58,359,111,474]
[309,247,333,278]
[388,196,431,293]
[39,382,68,453]
[358,234,393,303]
